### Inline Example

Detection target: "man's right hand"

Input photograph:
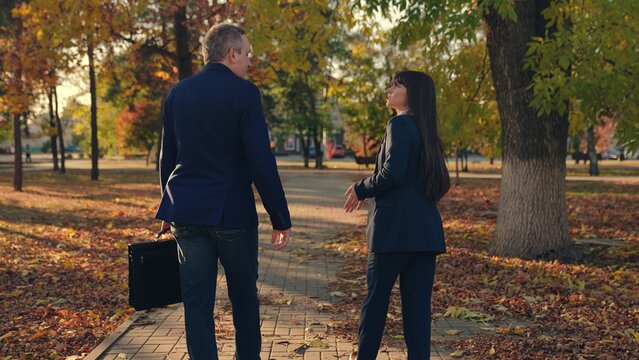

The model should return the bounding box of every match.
[271,228,291,250]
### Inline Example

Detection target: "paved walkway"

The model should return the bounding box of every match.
[88,169,526,360]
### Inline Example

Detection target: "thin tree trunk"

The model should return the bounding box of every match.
[459,149,468,172]
[302,135,309,168]
[297,129,309,168]
[361,133,369,170]
[47,88,59,171]
[13,113,22,191]
[151,6,190,173]
[12,4,23,191]
[53,86,66,173]
[174,5,192,80]
[18,112,29,138]
[462,147,469,172]
[454,147,460,186]
[312,125,323,169]
[587,125,599,176]
[88,41,99,181]
[155,98,165,172]
[155,123,162,171]
[485,0,570,259]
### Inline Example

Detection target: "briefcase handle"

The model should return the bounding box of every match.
[154,227,185,263]
[155,227,171,241]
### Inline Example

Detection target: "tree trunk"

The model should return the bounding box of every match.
[88,41,99,181]
[53,86,66,174]
[13,113,22,191]
[155,98,165,171]
[485,0,570,259]
[12,4,23,191]
[21,112,30,138]
[174,5,192,80]
[312,125,323,169]
[47,88,59,171]
[141,6,191,173]
[302,135,309,168]
[361,134,370,169]
[462,148,469,172]
[454,147,460,186]
[587,125,599,176]
[155,122,162,171]
[297,129,309,168]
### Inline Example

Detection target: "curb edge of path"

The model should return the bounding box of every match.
[84,311,143,360]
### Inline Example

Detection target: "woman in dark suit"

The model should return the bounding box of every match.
[344,70,450,360]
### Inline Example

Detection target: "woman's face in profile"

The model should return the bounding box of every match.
[386,80,408,112]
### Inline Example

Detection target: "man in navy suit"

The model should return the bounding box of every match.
[156,24,292,360]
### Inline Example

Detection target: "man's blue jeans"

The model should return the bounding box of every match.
[171,223,261,360]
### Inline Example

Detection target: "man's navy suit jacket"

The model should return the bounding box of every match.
[354,114,445,253]
[155,63,291,230]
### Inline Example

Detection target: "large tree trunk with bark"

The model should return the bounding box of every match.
[53,86,65,173]
[47,88,59,171]
[88,41,99,181]
[485,0,571,259]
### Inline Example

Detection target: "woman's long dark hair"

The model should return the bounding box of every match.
[394,70,450,203]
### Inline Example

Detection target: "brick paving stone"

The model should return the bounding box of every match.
[155,344,174,353]
[93,169,460,360]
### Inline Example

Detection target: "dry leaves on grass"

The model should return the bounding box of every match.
[325,180,639,359]
[0,170,160,358]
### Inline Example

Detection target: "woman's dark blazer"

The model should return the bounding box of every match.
[354,114,445,254]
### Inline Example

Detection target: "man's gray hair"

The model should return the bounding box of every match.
[202,24,246,65]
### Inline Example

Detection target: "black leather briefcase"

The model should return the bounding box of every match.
[128,229,182,311]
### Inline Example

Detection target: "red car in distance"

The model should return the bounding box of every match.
[331,144,345,158]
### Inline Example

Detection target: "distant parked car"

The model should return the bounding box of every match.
[332,144,345,158]
[571,152,602,164]
[64,145,81,153]
[0,145,13,154]
[307,147,317,158]
[601,147,622,160]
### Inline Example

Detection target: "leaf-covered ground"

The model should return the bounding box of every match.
[1,170,638,359]
[0,170,159,358]
[325,179,639,359]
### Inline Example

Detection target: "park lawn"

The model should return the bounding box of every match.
[0,169,160,358]
[326,179,639,359]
